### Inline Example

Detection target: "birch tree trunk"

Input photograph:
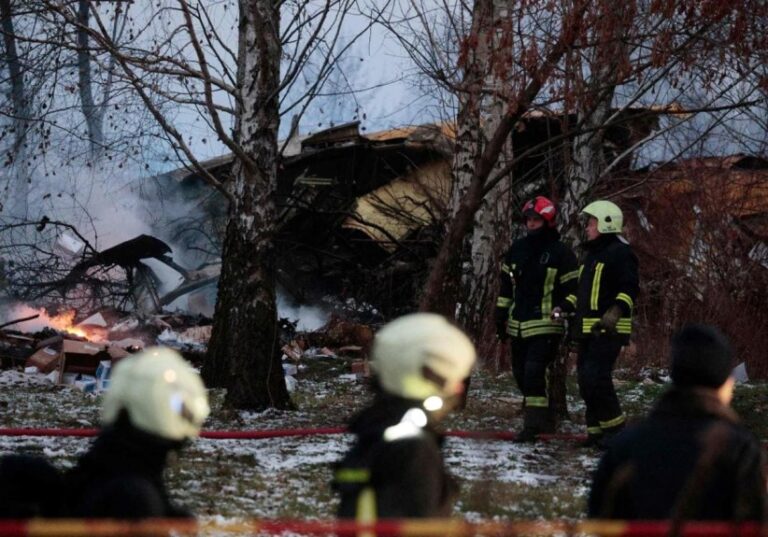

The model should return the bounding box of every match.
[1,0,30,218]
[202,0,290,409]
[419,0,586,324]
[551,2,629,419]
[76,0,104,159]
[454,1,515,361]
[551,76,616,420]
[560,2,630,239]
[448,0,491,324]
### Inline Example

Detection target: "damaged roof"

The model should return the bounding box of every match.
[630,155,768,219]
[342,160,452,253]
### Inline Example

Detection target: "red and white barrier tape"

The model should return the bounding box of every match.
[0,427,587,441]
[0,518,762,537]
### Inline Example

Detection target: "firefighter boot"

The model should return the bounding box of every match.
[596,422,625,450]
[514,406,551,443]
[579,427,603,448]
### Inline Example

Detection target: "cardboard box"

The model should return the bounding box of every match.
[27,337,132,383]
[26,347,62,374]
[350,359,370,378]
[95,360,111,380]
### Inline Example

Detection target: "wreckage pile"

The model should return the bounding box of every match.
[0,308,375,395]
[0,307,212,393]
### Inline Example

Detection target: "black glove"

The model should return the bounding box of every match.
[591,304,622,335]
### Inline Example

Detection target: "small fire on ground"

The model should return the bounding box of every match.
[5,304,103,341]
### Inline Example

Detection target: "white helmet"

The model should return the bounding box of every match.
[101,347,210,441]
[371,313,476,401]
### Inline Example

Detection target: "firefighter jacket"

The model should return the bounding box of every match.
[589,387,766,521]
[65,414,192,519]
[333,395,458,521]
[496,228,578,338]
[564,234,638,343]
[0,455,66,518]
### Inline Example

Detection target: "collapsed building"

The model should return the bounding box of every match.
[5,112,768,379]
[150,109,661,318]
[618,154,768,376]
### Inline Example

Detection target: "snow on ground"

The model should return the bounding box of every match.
[0,430,597,520]
[0,361,694,520]
[3,349,766,523]
[447,438,563,484]
[0,368,51,386]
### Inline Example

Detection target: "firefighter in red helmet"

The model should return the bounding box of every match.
[496,196,578,441]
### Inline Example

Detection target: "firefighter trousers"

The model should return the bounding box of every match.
[510,335,559,408]
[577,336,625,435]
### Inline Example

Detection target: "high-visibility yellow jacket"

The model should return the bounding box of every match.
[496,228,578,338]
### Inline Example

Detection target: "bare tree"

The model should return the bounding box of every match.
[418,0,590,317]
[372,3,767,428]
[381,0,768,325]
[0,0,33,217]
[74,0,127,158]
[36,0,374,409]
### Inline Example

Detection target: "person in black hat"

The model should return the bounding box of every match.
[588,324,766,521]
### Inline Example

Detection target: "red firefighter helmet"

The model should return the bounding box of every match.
[522,196,557,227]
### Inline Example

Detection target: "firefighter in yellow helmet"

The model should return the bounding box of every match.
[553,200,638,448]
[65,347,210,518]
[333,313,476,521]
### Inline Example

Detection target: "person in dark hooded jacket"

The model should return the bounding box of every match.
[589,324,766,521]
[333,313,476,521]
[65,347,210,519]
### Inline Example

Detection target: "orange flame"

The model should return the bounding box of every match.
[7,305,102,341]
[47,310,89,339]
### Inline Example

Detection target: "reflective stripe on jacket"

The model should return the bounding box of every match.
[496,229,578,339]
[334,397,457,521]
[565,234,639,341]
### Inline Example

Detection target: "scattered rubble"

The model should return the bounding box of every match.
[279,315,376,387]
[2,305,376,396]
[0,307,213,392]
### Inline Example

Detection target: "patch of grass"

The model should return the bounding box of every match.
[460,480,589,519]
[732,383,768,438]
[2,364,766,522]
